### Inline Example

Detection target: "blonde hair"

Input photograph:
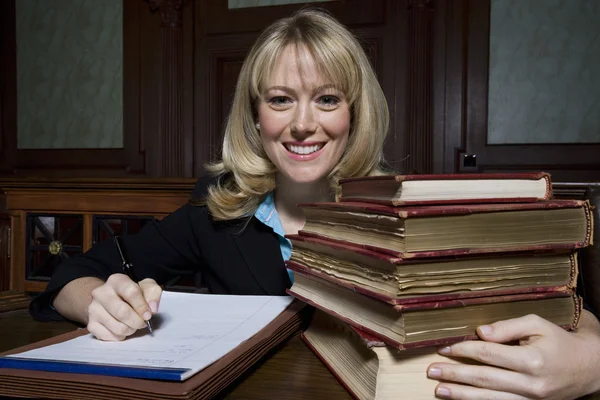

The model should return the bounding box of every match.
[204,8,389,220]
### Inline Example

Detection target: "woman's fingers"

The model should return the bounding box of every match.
[139,278,162,314]
[91,276,147,330]
[433,382,530,400]
[87,320,126,342]
[87,274,162,341]
[438,340,537,373]
[87,301,136,340]
[107,274,153,322]
[427,362,537,398]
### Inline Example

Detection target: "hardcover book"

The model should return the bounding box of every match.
[298,200,593,258]
[338,172,552,206]
[286,234,578,301]
[302,310,476,400]
[288,270,581,349]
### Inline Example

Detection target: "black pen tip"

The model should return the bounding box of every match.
[147,321,154,334]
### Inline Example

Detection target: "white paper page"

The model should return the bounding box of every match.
[8,292,294,379]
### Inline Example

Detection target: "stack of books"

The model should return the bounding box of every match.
[286,172,594,400]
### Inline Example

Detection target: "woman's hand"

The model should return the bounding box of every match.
[87,274,162,341]
[426,310,600,399]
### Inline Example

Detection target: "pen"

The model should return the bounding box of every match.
[113,235,154,334]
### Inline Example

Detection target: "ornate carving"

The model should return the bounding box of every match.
[407,0,433,9]
[48,240,63,256]
[145,0,185,28]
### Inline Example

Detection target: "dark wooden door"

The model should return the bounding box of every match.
[433,0,600,182]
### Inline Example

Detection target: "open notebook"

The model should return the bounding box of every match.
[0,291,305,400]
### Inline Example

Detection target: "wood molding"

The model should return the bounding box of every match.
[0,215,9,291]
[432,0,466,174]
[146,0,193,177]
[0,290,30,312]
[146,0,185,28]
[404,0,435,174]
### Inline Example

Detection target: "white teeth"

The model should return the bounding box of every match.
[287,144,323,155]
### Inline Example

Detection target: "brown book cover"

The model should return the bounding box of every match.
[298,199,594,258]
[338,172,552,206]
[0,301,306,400]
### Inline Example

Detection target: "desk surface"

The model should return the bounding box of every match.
[0,309,352,400]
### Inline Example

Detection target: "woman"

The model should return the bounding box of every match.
[31,9,389,338]
[30,9,600,400]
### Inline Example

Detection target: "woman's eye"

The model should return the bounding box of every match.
[318,95,340,107]
[268,96,292,106]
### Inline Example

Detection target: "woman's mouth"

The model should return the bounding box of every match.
[283,142,326,161]
[285,143,324,155]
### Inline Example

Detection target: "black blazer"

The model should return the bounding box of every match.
[30,176,291,322]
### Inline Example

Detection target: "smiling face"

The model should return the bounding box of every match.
[257,44,351,186]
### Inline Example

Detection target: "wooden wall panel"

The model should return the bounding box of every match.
[404,0,434,174]
[0,0,150,177]
[0,0,18,175]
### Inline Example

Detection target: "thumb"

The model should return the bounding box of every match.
[477,314,549,343]
[139,278,162,314]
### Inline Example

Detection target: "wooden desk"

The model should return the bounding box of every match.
[0,309,352,400]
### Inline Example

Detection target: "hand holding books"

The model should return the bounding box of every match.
[428,310,600,399]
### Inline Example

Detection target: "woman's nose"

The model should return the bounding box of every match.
[291,103,317,136]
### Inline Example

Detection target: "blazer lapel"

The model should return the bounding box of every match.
[231,218,291,295]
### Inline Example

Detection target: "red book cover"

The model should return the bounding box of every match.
[298,199,593,258]
[338,172,553,206]
[299,198,588,219]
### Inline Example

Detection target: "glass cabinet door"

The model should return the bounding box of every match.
[26,214,84,281]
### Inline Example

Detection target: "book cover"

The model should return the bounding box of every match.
[338,172,552,206]
[286,259,578,306]
[298,199,593,258]
[288,271,582,350]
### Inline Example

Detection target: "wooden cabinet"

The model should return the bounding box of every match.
[0,178,197,305]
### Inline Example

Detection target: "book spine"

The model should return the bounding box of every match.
[569,252,579,290]
[543,174,553,200]
[572,294,583,330]
[584,200,594,246]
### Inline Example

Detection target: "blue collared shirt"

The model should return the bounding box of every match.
[254,193,294,284]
